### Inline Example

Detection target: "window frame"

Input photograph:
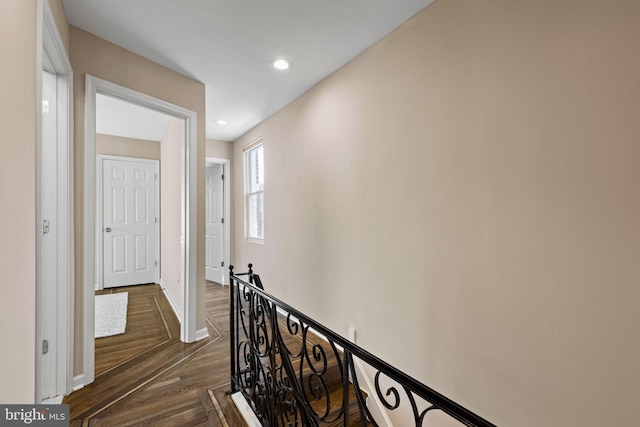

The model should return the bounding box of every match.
[244,138,264,243]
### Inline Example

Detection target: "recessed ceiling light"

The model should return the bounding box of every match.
[271,58,292,70]
[216,119,228,126]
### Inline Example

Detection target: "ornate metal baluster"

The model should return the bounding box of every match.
[346,351,377,427]
[229,265,498,427]
[229,265,237,393]
[271,297,318,426]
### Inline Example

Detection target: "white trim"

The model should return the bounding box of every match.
[231,392,262,427]
[72,375,85,392]
[205,157,231,285]
[83,75,199,388]
[41,396,64,405]
[83,76,98,388]
[243,139,265,243]
[195,327,210,341]
[35,0,44,404]
[59,61,75,399]
[242,136,264,153]
[352,359,393,427]
[97,155,160,290]
[182,104,199,344]
[36,0,75,403]
[42,3,71,74]
[159,278,182,320]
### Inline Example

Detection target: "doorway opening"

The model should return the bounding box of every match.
[94,92,175,292]
[205,158,231,285]
[36,0,74,403]
[82,75,198,388]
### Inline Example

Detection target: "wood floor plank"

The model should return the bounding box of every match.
[94,285,174,377]
[64,282,238,427]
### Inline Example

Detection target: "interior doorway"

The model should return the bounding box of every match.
[205,158,231,285]
[82,75,199,388]
[99,156,160,288]
[36,0,74,403]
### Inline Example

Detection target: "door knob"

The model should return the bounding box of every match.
[105,227,111,232]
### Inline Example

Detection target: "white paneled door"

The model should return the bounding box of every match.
[103,158,158,288]
[206,164,224,284]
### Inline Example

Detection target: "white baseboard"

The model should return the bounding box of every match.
[195,327,209,341]
[231,392,262,427]
[72,374,85,392]
[42,395,64,404]
[159,278,182,321]
[352,358,393,427]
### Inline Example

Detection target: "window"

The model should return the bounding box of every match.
[245,140,264,242]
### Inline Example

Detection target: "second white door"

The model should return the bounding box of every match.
[206,164,224,284]
[103,158,158,288]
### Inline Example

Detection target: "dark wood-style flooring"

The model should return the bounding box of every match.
[64,282,241,427]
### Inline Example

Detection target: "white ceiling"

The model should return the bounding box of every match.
[63,0,434,142]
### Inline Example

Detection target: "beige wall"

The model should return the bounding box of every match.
[96,134,161,160]
[70,26,207,375]
[0,0,38,404]
[233,0,640,425]
[161,119,184,314]
[206,138,233,161]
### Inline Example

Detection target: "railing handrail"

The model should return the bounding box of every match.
[229,265,497,427]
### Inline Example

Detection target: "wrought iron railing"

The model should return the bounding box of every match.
[229,264,497,427]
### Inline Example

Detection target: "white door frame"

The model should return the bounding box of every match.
[83,75,198,387]
[97,155,160,289]
[35,0,74,402]
[206,158,231,285]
